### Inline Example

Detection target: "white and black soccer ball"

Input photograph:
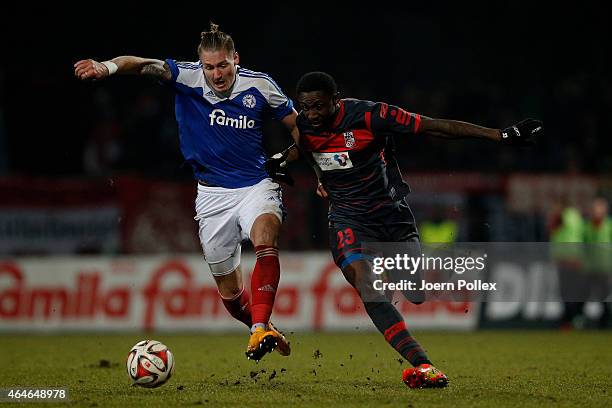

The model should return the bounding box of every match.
[126,340,175,388]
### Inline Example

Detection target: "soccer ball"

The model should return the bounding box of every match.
[126,340,175,388]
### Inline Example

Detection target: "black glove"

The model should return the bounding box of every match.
[265,149,294,186]
[500,118,543,146]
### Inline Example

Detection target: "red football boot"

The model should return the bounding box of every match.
[402,364,449,388]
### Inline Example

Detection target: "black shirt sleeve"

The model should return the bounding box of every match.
[369,102,421,136]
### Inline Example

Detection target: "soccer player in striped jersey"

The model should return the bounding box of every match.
[74,23,299,361]
[268,71,542,388]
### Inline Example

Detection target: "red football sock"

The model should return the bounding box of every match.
[220,287,252,328]
[250,245,280,325]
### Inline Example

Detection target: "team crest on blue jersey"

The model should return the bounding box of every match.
[343,131,355,148]
[242,94,257,108]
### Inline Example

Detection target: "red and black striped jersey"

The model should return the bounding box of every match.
[297,98,421,221]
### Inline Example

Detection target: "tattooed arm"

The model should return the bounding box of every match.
[74,57,172,81]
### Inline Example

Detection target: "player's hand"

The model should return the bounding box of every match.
[316,182,328,198]
[74,59,110,81]
[500,118,543,146]
[265,152,294,186]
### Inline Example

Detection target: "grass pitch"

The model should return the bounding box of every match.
[1,330,611,407]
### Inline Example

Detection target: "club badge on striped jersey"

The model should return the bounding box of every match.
[343,131,355,148]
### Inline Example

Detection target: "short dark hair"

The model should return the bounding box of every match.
[296,72,337,96]
[198,22,235,54]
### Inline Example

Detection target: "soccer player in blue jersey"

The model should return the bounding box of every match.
[74,23,298,361]
[267,71,543,388]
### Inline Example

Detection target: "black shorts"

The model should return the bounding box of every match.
[329,204,420,269]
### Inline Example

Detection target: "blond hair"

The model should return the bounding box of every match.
[198,22,235,54]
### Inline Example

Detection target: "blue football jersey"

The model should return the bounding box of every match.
[165,59,294,188]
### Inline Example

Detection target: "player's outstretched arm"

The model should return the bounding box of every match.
[74,57,172,81]
[420,117,543,146]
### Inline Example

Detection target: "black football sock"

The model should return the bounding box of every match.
[363,301,431,367]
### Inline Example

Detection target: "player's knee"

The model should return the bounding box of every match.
[212,262,242,298]
[340,268,357,288]
[341,261,381,297]
[250,214,281,246]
